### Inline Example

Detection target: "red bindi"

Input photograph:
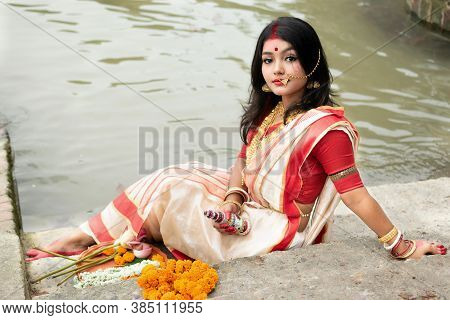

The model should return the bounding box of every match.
[274,47,278,51]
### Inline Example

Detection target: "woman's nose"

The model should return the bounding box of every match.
[273,60,284,75]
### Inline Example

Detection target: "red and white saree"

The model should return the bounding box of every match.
[80,106,359,264]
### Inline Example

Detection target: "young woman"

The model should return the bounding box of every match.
[27,17,446,264]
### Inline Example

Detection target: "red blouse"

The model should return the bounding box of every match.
[238,124,364,203]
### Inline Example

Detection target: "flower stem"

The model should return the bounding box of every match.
[56,256,114,286]
[31,243,118,283]
[33,248,79,261]
[51,257,110,279]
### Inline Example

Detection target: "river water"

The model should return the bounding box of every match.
[0,0,449,231]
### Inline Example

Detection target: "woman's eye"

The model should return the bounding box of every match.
[286,55,297,62]
[263,58,272,64]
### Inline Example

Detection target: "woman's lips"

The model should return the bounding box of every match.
[272,80,284,86]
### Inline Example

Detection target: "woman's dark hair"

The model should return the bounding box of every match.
[240,17,336,144]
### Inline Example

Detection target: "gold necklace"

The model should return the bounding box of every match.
[245,101,285,166]
[242,102,306,187]
[245,102,306,166]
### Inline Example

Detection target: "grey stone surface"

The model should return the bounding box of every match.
[0,234,29,300]
[25,177,449,300]
[210,239,448,300]
[0,128,29,299]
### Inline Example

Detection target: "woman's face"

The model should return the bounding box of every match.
[261,38,307,100]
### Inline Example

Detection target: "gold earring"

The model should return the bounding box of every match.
[306,81,320,89]
[262,83,272,92]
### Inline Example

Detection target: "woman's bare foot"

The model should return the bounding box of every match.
[26,228,96,262]
[407,240,447,260]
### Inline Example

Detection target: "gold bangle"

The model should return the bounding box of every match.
[225,187,250,202]
[218,200,243,214]
[378,227,398,244]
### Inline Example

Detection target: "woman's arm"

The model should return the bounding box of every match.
[339,187,448,258]
[312,131,446,258]
[212,154,248,235]
[225,157,247,203]
[340,187,394,238]
[312,131,408,251]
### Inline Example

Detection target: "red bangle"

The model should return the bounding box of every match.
[392,239,411,257]
[390,234,404,256]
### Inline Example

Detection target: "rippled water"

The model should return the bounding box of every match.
[0,0,449,231]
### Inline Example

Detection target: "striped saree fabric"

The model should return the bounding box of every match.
[80,106,359,264]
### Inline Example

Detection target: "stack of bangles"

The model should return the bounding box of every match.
[219,187,250,214]
[216,187,251,235]
[378,226,417,259]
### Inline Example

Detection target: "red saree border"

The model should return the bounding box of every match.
[271,108,357,251]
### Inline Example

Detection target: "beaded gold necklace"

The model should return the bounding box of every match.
[245,101,305,166]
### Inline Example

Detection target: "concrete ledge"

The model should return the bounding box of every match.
[25,177,449,300]
[0,128,29,299]
[31,235,448,300]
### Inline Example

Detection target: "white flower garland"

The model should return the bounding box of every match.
[73,259,160,289]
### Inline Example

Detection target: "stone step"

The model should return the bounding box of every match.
[0,129,29,300]
[23,177,449,300]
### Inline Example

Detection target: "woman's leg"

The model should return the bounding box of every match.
[26,171,162,261]
[25,228,96,261]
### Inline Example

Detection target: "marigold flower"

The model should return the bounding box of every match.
[137,274,149,288]
[158,283,172,295]
[102,248,116,256]
[160,291,177,300]
[166,259,176,272]
[142,270,159,288]
[114,254,126,266]
[191,284,205,297]
[139,259,217,300]
[175,262,185,274]
[186,281,197,295]
[141,264,156,274]
[173,278,188,295]
[117,246,128,255]
[123,251,135,263]
[143,289,161,300]
[193,293,207,300]
[175,294,185,300]
[151,254,165,263]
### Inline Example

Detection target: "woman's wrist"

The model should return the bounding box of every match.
[378,226,413,258]
[390,239,409,256]
[224,193,244,204]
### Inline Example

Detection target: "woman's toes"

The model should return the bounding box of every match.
[26,249,37,257]
[25,252,50,262]
[430,243,446,255]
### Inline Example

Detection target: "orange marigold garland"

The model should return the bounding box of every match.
[137,258,219,300]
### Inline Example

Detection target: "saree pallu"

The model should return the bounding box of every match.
[80,106,359,265]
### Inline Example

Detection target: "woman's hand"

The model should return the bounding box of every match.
[213,202,241,235]
[406,240,447,260]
